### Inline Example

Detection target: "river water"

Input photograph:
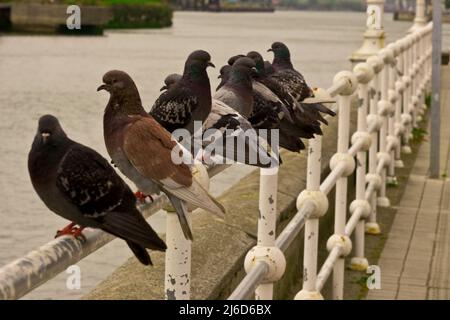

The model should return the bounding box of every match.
[0,11,447,299]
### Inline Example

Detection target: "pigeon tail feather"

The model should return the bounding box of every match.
[167,194,193,241]
[126,241,153,265]
[165,179,225,218]
[102,209,167,252]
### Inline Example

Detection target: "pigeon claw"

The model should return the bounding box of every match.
[71,226,86,243]
[134,191,154,204]
[55,222,76,238]
[55,224,86,242]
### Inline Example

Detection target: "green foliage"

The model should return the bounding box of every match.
[425,94,431,109]
[278,0,365,11]
[411,127,428,143]
[107,3,172,29]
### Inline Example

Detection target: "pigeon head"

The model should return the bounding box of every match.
[98,70,138,95]
[268,42,290,58]
[183,50,215,80]
[227,54,245,66]
[98,70,143,115]
[161,73,182,91]
[34,114,67,146]
[216,65,231,91]
[246,51,266,74]
[227,57,255,89]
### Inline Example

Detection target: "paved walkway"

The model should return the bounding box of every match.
[367,66,450,300]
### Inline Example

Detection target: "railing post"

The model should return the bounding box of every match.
[295,135,328,300]
[164,210,192,300]
[376,48,392,208]
[350,0,386,65]
[329,71,357,300]
[244,165,286,300]
[409,0,428,33]
[366,55,383,235]
[349,63,374,271]
[401,36,413,154]
[386,43,399,185]
[394,39,406,169]
[255,167,278,299]
[430,1,442,178]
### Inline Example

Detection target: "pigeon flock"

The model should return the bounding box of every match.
[27,42,335,266]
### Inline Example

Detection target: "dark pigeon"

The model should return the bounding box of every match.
[150,50,215,134]
[216,57,304,153]
[227,54,246,66]
[247,51,323,136]
[28,115,166,266]
[267,42,336,121]
[100,70,225,241]
[160,72,278,168]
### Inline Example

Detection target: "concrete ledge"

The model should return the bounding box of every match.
[84,104,358,300]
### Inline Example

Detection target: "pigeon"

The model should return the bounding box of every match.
[159,73,181,92]
[247,51,323,137]
[216,65,231,91]
[227,54,246,66]
[159,71,278,168]
[150,50,215,134]
[268,42,313,102]
[214,57,255,118]
[267,42,335,120]
[100,70,225,241]
[219,56,304,152]
[28,115,166,266]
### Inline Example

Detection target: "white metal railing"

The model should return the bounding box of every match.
[229,22,433,300]
[0,13,433,301]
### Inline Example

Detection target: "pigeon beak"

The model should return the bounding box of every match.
[97,84,109,92]
[217,74,222,79]
[160,85,168,91]
[41,132,50,143]
[207,61,215,68]
[267,48,273,52]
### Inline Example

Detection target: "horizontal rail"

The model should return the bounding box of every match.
[0,165,229,300]
[228,201,315,300]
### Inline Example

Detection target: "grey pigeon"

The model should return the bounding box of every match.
[150,50,215,134]
[216,65,231,91]
[159,73,181,92]
[214,57,255,118]
[28,115,166,265]
[159,72,278,168]
[100,70,225,241]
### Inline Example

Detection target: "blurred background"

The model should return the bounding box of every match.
[0,0,449,299]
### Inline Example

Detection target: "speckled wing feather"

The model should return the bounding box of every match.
[150,84,198,133]
[269,69,312,102]
[56,143,128,219]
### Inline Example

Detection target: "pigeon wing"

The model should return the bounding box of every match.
[150,84,198,132]
[55,143,128,219]
[122,116,225,216]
